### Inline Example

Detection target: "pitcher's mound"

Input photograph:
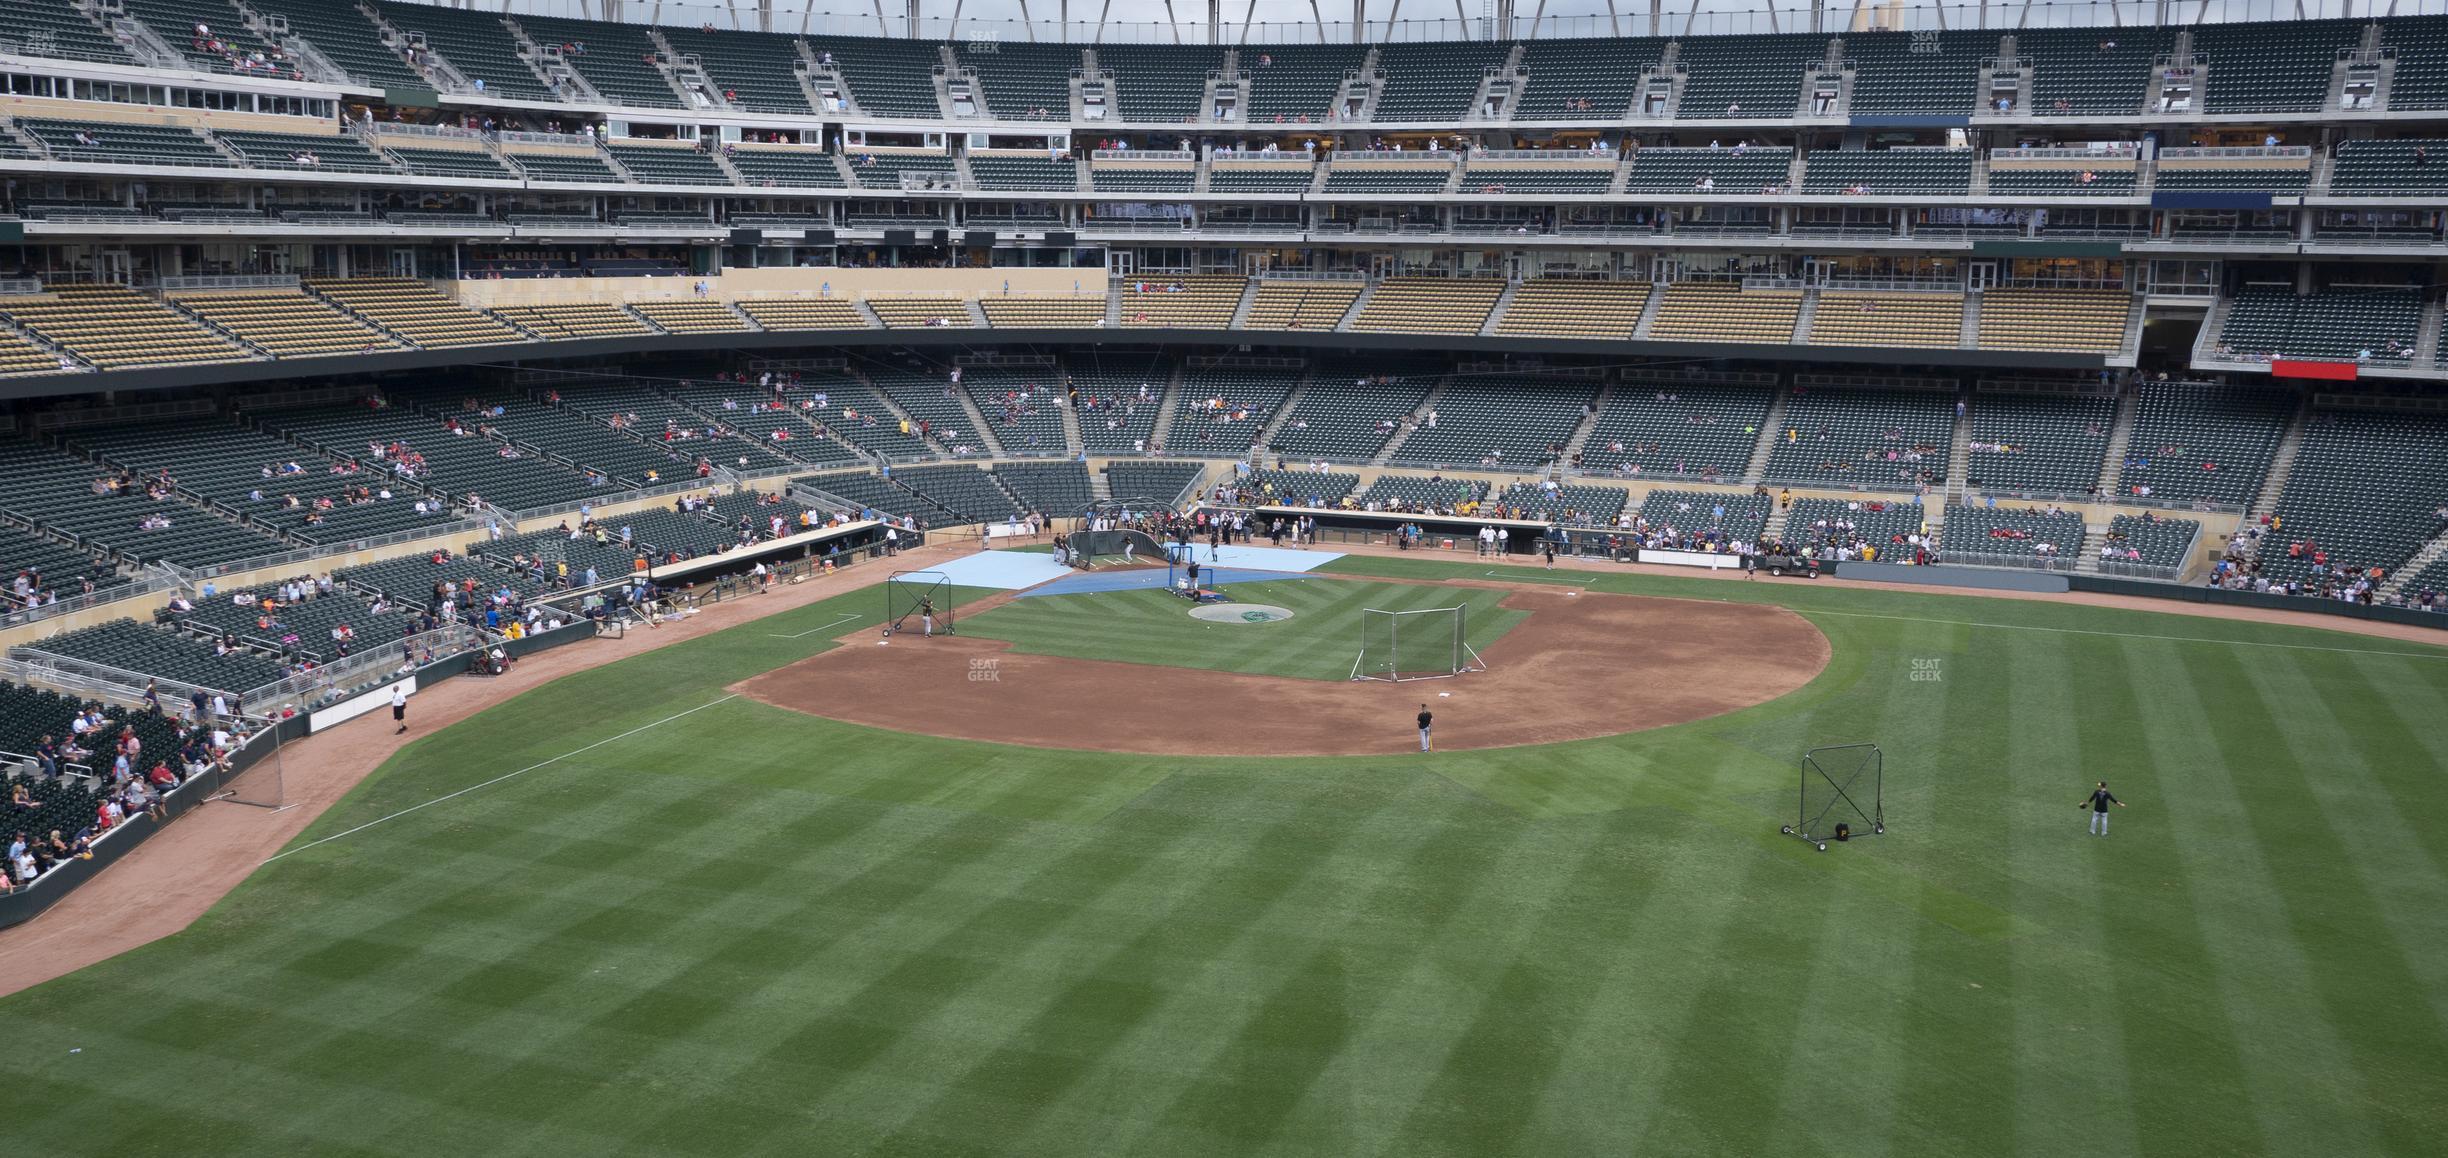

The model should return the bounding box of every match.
[735,588,1829,756]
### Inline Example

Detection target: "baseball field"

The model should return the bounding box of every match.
[2,553,2445,1156]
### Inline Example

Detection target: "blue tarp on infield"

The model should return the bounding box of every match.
[1018,565,1335,598]
[896,550,1077,591]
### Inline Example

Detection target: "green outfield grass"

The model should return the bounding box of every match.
[2,558,2446,1156]
[957,578,1527,681]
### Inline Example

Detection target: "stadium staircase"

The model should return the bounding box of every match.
[796,41,857,115]
[1632,284,1667,339]
[1225,279,1259,329]
[2378,530,2448,599]
[1331,281,1376,332]
[848,372,946,457]
[1476,281,1522,337]
[1370,376,1451,465]
[2415,298,2445,367]
[1759,502,1793,545]
[1088,464,1112,501]
[1251,374,1312,452]
[2189,292,2235,368]
[851,299,885,328]
[1559,382,1612,463]
[961,299,990,328]
[929,46,961,119]
[1789,289,1820,344]
[1967,154,1991,196]
[1741,386,1791,484]
[2073,523,2111,573]
[1467,45,1529,122]
[947,381,1007,457]
[1148,363,1186,451]
[2112,296,2148,367]
[1057,389,1085,456]
[1959,293,1982,349]
[1943,395,1972,506]
[1102,282,1123,327]
[2247,393,2313,523]
[2095,385,2140,495]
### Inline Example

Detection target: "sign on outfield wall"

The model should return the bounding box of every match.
[310,677,417,734]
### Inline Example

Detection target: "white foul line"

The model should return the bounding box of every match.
[765,612,863,639]
[1797,607,2448,661]
[260,694,741,864]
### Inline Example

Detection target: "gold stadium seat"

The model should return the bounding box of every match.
[1494,279,1652,339]
[1346,277,1507,335]
[1117,275,1244,328]
[0,328,60,375]
[734,298,871,330]
[0,285,252,369]
[491,302,657,340]
[1977,288,2130,354]
[172,291,401,358]
[1808,291,1964,349]
[1646,282,1803,344]
[631,300,752,333]
[304,278,525,348]
[866,297,975,328]
[1242,280,1363,330]
[980,296,1107,328]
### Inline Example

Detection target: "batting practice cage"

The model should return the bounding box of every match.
[882,570,955,637]
[1066,496,1167,570]
[1350,605,1487,681]
[1782,743,1885,850]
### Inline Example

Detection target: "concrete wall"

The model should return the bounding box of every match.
[447,267,1094,309]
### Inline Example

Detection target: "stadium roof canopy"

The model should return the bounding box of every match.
[444,0,2406,44]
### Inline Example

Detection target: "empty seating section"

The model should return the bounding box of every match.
[2328,140,2448,195]
[968,157,1076,190]
[1623,147,1790,193]
[1096,44,1221,123]
[509,150,624,183]
[491,302,655,340]
[1801,149,1972,194]
[992,462,1093,515]
[889,465,1021,522]
[659,26,812,113]
[1246,468,1359,507]
[1637,489,1770,545]
[173,292,399,358]
[957,42,1079,118]
[728,147,843,188]
[1206,164,1314,192]
[1245,45,1365,122]
[0,525,123,599]
[1841,31,1984,115]
[1675,34,1825,117]
[962,370,1068,455]
[1961,391,2115,495]
[2020,27,2165,115]
[1647,283,1801,344]
[2192,19,2356,113]
[2153,160,2310,192]
[265,402,594,513]
[1809,292,1963,349]
[519,16,680,107]
[2216,286,2422,364]
[1118,276,1242,329]
[1267,374,1432,461]
[260,0,424,89]
[378,2,555,101]
[1107,462,1206,504]
[0,287,250,370]
[734,298,870,330]
[630,300,749,333]
[1940,507,2085,565]
[1763,386,1956,489]
[1580,383,1772,478]
[981,297,1105,328]
[798,471,938,521]
[1497,482,1626,526]
[1321,162,1451,194]
[606,143,728,184]
[25,619,286,692]
[2259,408,2448,585]
[20,119,226,167]
[845,152,956,189]
[2101,514,2200,571]
[1462,163,1612,194]
[1347,278,1505,336]
[1390,376,1596,469]
[385,145,517,179]
[1244,281,1360,330]
[1977,289,2128,353]
[866,298,973,329]
[1169,369,1297,456]
[2387,16,2448,109]
[0,439,289,568]
[818,35,946,118]
[215,130,394,173]
[1783,497,1921,554]
[1493,280,1650,339]
[12,0,137,65]
[1517,37,1664,119]
[1984,164,2137,196]
[0,329,56,377]
[2114,381,2293,504]
[1372,43,1509,121]
[309,279,525,348]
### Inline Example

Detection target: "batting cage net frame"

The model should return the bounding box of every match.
[1067,496,1167,570]
[882,570,954,637]
[1782,743,1884,850]
[1349,605,1487,682]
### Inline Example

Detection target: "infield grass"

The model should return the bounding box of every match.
[1,558,2446,1156]
[957,578,1527,681]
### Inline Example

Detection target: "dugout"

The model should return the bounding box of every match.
[1245,505,1557,555]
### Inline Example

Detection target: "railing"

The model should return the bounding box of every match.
[503,475,710,524]
[0,574,172,631]
[1468,147,1616,162]
[242,623,484,711]
[362,120,487,143]
[1994,144,2141,161]
[2,646,232,701]
[1093,148,1191,161]
[159,274,300,292]
[1797,372,1958,392]
[32,397,217,431]
[1943,550,2079,573]
[1738,276,1807,291]
[500,130,597,147]
[2156,145,2313,161]
[1330,149,1458,164]
[191,516,487,580]
[0,278,41,295]
[1821,276,1963,293]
